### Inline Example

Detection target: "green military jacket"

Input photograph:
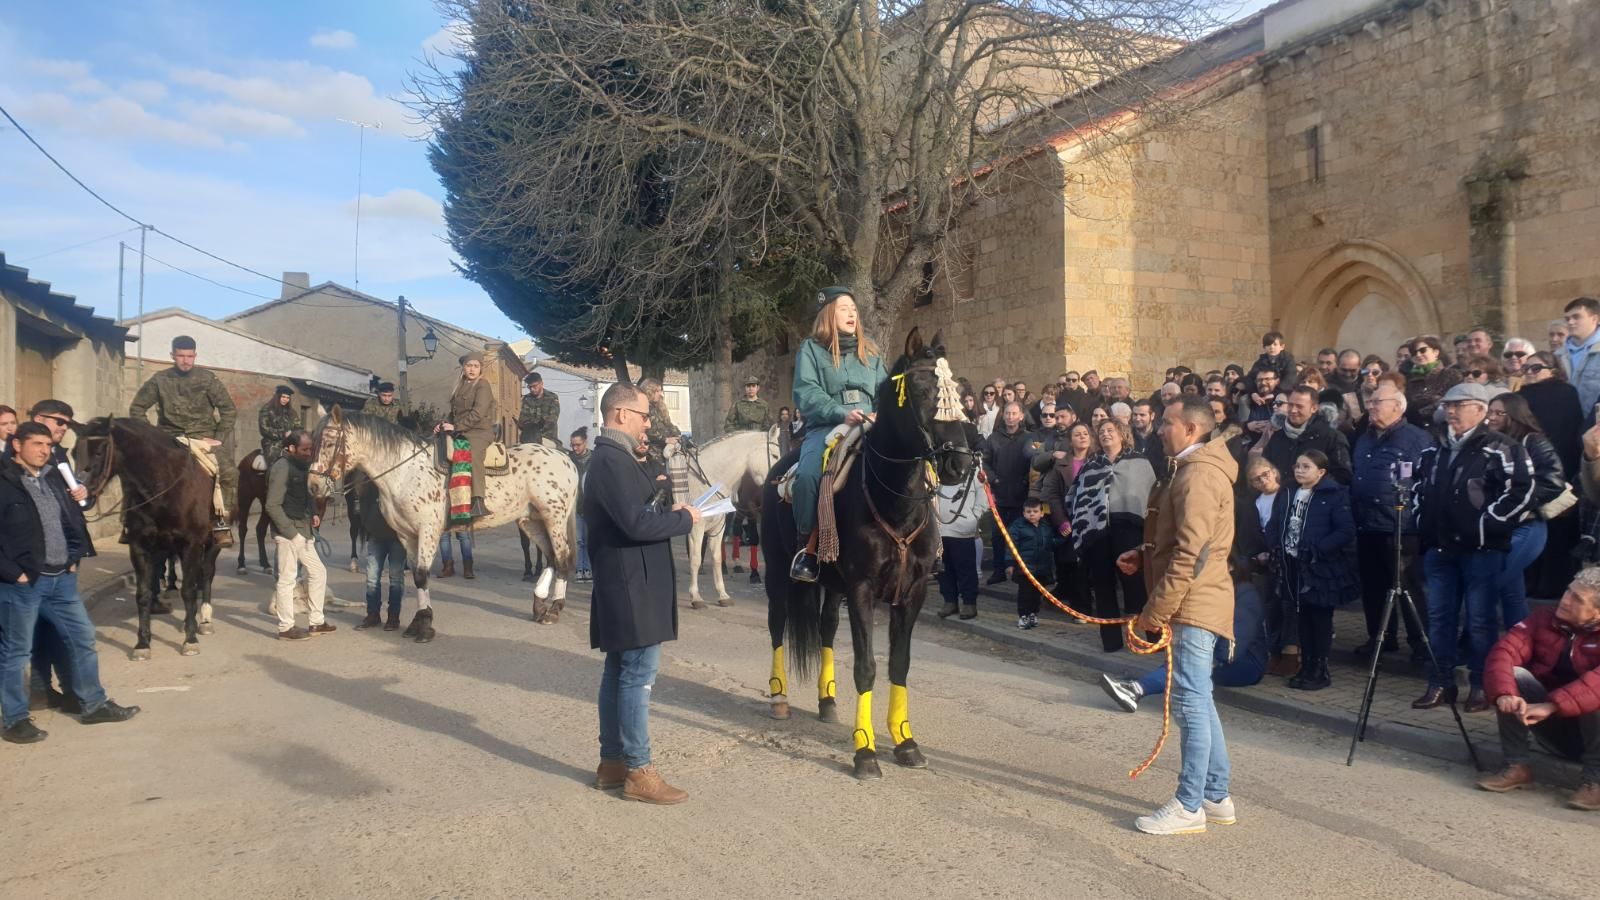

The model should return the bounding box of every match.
[361,398,402,423]
[258,403,300,462]
[645,395,680,448]
[449,377,497,441]
[517,390,561,445]
[129,366,237,440]
[792,336,887,432]
[725,398,772,432]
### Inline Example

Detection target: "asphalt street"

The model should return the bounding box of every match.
[2,528,1593,899]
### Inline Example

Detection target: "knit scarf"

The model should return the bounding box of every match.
[1411,360,1441,376]
[1280,418,1309,440]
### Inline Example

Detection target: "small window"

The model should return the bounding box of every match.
[1305,125,1323,183]
[915,260,935,307]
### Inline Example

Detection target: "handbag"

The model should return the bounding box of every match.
[1539,483,1578,520]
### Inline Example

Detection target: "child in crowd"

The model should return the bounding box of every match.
[1008,498,1059,630]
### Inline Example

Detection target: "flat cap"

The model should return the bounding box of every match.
[1440,382,1493,406]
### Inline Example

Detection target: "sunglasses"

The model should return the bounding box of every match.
[1503,351,1528,359]
[1465,370,1486,379]
[39,415,71,427]
[982,390,996,396]
[1525,364,1550,374]
[1273,400,1289,408]
[1360,368,1381,377]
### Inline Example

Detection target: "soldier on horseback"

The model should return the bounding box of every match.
[789,287,887,583]
[361,381,402,423]
[517,372,560,446]
[725,377,772,433]
[128,334,237,536]
[258,385,298,469]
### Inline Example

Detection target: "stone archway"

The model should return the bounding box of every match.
[1283,240,1440,356]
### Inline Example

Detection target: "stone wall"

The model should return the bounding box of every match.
[1265,0,1600,353]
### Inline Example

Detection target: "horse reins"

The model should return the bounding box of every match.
[77,428,202,522]
[309,421,431,497]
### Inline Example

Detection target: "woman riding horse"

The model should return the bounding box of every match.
[435,351,497,521]
[789,286,888,582]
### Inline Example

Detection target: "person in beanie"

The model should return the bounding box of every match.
[362,382,402,423]
[258,386,298,468]
[436,351,498,519]
[586,381,701,803]
[788,287,887,582]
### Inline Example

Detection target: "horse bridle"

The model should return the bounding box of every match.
[309,420,435,497]
[75,426,196,521]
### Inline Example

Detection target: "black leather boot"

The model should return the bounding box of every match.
[790,534,819,583]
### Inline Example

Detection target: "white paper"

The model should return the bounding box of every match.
[690,483,725,508]
[697,496,737,518]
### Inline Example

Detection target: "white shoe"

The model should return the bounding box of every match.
[1202,796,1236,825]
[1135,797,1206,835]
[1099,673,1140,713]
[1017,615,1029,629]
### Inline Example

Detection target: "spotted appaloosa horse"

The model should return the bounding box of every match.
[308,408,579,641]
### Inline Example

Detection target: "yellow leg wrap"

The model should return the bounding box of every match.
[853,690,876,752]
[769,646,787,698]
[818,648,837,701]
[888,684,913,744]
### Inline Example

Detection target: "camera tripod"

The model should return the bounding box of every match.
[1347,494,1482,770]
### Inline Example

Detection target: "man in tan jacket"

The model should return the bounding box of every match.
[1117,395,1238,835]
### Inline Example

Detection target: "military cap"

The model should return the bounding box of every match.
[171,334,197,351]
[462,350,486,365]
[745,376,760,387]
[815,286,854,310]
[377,381,395,393]
[274,385,294,398]
[29,398,76,423]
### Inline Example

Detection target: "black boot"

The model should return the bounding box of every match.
[789,534,819,583]
[469,497,489,519]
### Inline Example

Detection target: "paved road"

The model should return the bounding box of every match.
[3,529,1592,899]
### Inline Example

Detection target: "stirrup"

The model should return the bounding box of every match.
[790,549,819,583]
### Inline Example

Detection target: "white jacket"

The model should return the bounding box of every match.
[936,470,989,540]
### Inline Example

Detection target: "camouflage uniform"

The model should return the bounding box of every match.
[517,390,561,446]
[724,398,772,433]
[644,393,680,497]
[258,401,300,465]
[129,365,238,504]
[361,398,403,424]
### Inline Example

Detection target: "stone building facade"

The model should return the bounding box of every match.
[0,253,128,422]
[691,0,1600,428]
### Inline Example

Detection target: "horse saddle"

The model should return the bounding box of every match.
[433,436,512,476]
[774,422,867,505]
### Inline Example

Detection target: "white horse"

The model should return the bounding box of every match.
[666,427,782,608]
[308,407,579,640]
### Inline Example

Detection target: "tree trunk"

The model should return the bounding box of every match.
[611,353,631,385]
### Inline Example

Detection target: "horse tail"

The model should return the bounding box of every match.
[758,447,823,676]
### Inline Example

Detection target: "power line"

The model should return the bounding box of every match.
[141,251,277,300]
[16,227,142,264]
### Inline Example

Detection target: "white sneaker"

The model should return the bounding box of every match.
[1135,797,1207,835]
[1099,673,1141,713]
[1202,796,1236,825]
[1017,615,1029,629]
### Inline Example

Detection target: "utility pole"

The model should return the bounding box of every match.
[117,241,125,322]
[396,294,409,407]
[337,118,382,290]
[137,225,150,376]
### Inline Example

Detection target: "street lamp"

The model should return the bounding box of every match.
[407,326,439,365]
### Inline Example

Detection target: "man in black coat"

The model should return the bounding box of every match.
[585,381,700,804]
[1264,385,1352,485]
[982,401,1032,584]
[1,423,139,743]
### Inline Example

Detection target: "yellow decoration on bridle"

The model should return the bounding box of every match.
[892,373,908,408]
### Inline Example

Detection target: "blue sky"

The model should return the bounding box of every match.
[1,0,1279,342]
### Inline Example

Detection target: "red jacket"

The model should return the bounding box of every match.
[1484,607,1600,718]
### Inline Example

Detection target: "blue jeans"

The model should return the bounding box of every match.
[1497,520,1545,631]
[0,573,108,728]
[438,531,473,562]
[365,537,406,617]
[1171,625,1230,813]
[1136,655,1266,697]
[1423,548,1504,689]
[576,513,591,573]
[30,616,72,696]
[598,644,661,769]
[792,428,830,536]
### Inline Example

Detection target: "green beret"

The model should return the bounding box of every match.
[815,286,854,310]
[171,334,197,351]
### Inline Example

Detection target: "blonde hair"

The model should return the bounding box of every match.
[1245,456,1277,484]
[811,300,879,368]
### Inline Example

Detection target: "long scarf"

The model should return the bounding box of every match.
[446,435,474,527]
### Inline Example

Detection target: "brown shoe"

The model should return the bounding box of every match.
[1412,685,1457,709]
[1568,782,1600,811]
[623,765,688,805]
[355,614,382,630]
[1463,688,1491,713]
[277,627,311,641]
[1269,651,1301,677]
[595,758,627,791]
[1476,764,1534,793]
[308,622,337,636]
[462,559,475,580]
[438,559,455,578]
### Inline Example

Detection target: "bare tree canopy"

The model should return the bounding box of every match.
[415,0,1223,372]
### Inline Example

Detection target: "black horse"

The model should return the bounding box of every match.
[762,328,975,779]
[76,417,224,659]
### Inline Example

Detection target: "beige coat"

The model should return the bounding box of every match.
[1141,437,1238,641]
[449,377,497,442]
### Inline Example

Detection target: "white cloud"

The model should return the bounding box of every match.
[310,29,358,50]
[349,188,443,223]
[16,92,226,149]
[120,79,169,105]
[22,58,105,95]
[180,102,306,138]
[421,23,468,57]
[169,62,426,138]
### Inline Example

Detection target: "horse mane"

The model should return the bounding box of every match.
[319,411,426,458]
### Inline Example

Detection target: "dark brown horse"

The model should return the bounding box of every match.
[76,417,223,659]
[235,450,272,575]
[761,329,976,778]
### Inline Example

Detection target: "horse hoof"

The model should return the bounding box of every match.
[131,648,151,661]
[198,622,215,636]
[150,601,173,615]
[348,559,359,573]
[770,697,790,720]
[415,627,436,644]
[236,566,248,576]
[852,749,883,780]
[260,565,272,575]
[522,571,537,583]
[181,642,201,657]
[716,596,735,608]
[689,599,707,610]
[893,739,927,769]
[817,698,839,724]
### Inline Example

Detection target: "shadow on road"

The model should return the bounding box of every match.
[231,740,388,799]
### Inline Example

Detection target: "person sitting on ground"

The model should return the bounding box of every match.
[1008,497,1058,631]
[1100,574,1269,713]
[1475,566,1600,811]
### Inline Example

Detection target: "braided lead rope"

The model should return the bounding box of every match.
[981,480,1173,780]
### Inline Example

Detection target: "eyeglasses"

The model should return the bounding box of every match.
[1525,364,1550,374]
[1273,400,1289,408]
[618,407,652,421]
[1486,409,1508,419]
[1503,351,1528,359]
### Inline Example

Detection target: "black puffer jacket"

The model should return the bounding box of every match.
[1413,425,1535,553]
[1263,415,1353,485]
[982,426,1035,508]
[1517,432,1569,521]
